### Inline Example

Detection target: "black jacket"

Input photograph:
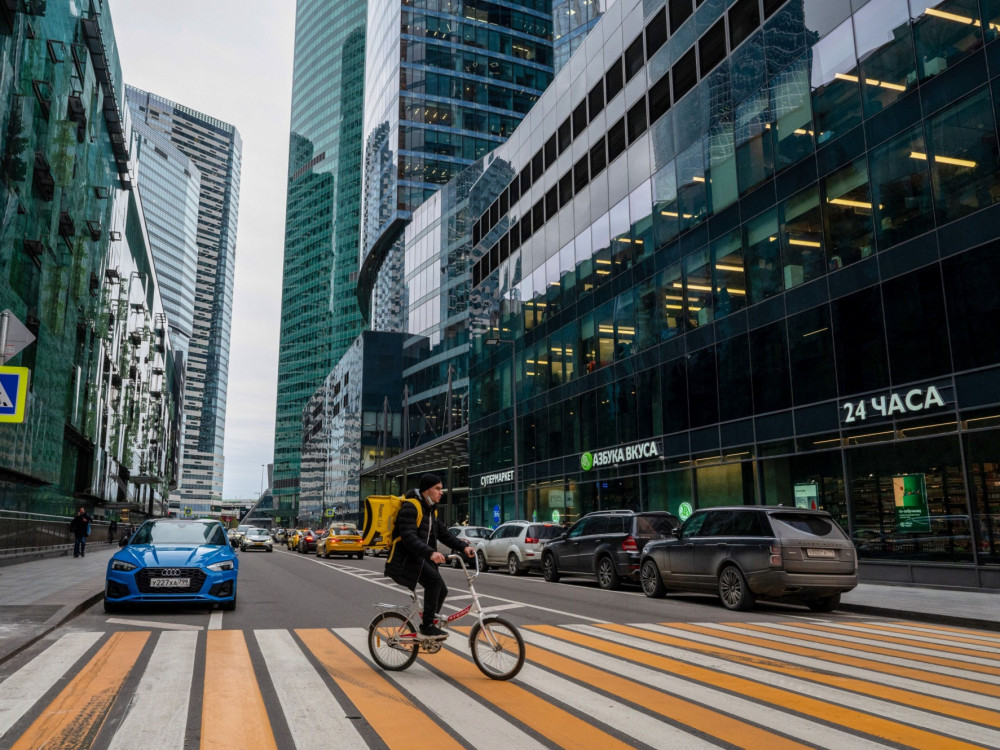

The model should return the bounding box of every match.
[384,489,465,589]
[69,512,91,538]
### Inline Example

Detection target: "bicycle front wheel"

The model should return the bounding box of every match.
[368,612,419,671]
[469,616,525,680]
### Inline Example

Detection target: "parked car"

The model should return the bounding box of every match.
[287,529,305,550]
[639,506,858,612]
[273,528,287,544]
[241,527,273,552]
[296,529,320,554]
[317,525,364,559]
[105,518,238,612]
[437,525,492,567]
[473,521,563,575]
[542,510,680,589]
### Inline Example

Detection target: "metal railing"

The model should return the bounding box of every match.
[0,509,111,556]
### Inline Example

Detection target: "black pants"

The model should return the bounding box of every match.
[416,560,448,627]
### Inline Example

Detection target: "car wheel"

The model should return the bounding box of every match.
[477,550,490,572]
[596,556,621,590]
[542,553,560,582]
[640,559,666,598]
[718,565,756,611]
[806,593,841,612]
[507,553,525,576]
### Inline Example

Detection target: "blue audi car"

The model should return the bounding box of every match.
[104,518,239,612]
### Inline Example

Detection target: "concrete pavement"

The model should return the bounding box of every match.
[0,545,997,665]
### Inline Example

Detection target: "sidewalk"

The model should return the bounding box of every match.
[0,547,997,665]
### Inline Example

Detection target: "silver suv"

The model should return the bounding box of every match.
[475,521,563,575]
[640,506,858,612]
[437,526,492,567]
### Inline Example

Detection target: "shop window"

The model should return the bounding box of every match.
[700,18,727,75]
[925,88,1000,224]
[688,347,719,427]
[677,138,708,229]
[809,20,862,145]
[870,125,934,249]
[882,265,950,384]
[729,0,762,48]
[659,261,686,340]
[685,247,715,328]
[771,58,814,171]
[759,451,846,527]
[832,286,889,395]
[735,91,774,195]
[652,160,681,248]
[821,159,875,270]
[750,320,792,413]
[911,0,983,81]
[636,367,664,437]
[744,209,781,304]
[853,0,916,117]
[712,228,747,318]
[717,333,754,421]
[963,430,1000,565]
[643,470,694,516]
[942,239,1000,370]
[779,187,825,290]
[787,305,837,405]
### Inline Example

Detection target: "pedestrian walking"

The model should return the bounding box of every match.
[108,519,118,544]
[69,507,92,558]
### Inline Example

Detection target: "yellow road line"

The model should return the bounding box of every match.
[846,622,1000,649]
[798,622,1000,661]
[296,628,462,749]
[530,624,986,750]
[11,631,149,750]
[202,630,277,750]
[903,623,1000,643]
[602,623,1000,729]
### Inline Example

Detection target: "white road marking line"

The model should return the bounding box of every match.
[819,621,1000,654]
[255,629,367,749]
[208,610,223,631]
[522,629,890,750]
[107,631,196,750]
[479,603,524,614]
[337,628,546,750]
[569,623,1000,748]
[105,618,202,631]
[0,632,102,736]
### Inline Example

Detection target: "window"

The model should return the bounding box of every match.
[699,18,727,75]
[557,118,571,154]
[882,266,951,384]
[779,188,825,289]
[787,305,837,405]
[672,47,697,102]
[607,118,627,162]
[669,0,693,34]
[854,0,915,116]
[750,321,792,413]
[574,155,589,193]
[870,125,933,249]
[590,137,607,176]
[627,98,648,141]
[729,0,761,48]
[605,57,625,101]
[832,286,889,395]
[545,185,558,218]
[821,159,874,270]
[680,511,707,538]
[733,511,770,536]
[700,510,734,536]
[573,101,588,139]
[559,172,573,207]
[648,71,671,123]
[544,135,557,169]
[943,239,1000,370]
[588,81,605,121]
[625,34,645,82]
[645,8,668,57]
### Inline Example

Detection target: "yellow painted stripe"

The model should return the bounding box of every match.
[11,631,149,750]
[904,622,1000,643]
[522,630,811,749]
[601,623,1000,729]
[530,625,985,750]
[674,622,1000,698]
[296,628,462,749]
[800,622,1000,661]
[202,630,277,750]
[734,622,1000,682]
[438,628,634,750]
[848,622,1000,648]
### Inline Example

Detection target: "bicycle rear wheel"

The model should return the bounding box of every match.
[469,616,525,680]
[368,612,419,671]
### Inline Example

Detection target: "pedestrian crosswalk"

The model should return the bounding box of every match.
[1,619,998,749]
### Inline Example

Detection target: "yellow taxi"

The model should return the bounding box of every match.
[287,528,306,550]
[317,525,364,559]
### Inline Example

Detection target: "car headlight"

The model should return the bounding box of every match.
[207,560,235,572]
[111,560,138,572]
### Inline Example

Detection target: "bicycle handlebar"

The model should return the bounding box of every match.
[446,552,480,577]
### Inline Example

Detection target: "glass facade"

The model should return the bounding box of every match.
[272,0,369,521]
[126,87,242,515]
[553,0,605,73]
[467,0,1000,587]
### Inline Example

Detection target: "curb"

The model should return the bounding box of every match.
[0,588,105,667]
[838,602,999,632]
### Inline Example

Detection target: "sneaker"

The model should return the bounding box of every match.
[418,623,448,640]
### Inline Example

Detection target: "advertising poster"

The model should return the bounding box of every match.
[794,482,819,510]
[894,474,930,532]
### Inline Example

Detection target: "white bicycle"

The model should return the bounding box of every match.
[367,553,525,680]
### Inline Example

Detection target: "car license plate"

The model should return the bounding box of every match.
[150,578,190,588]
[806,548,836,558]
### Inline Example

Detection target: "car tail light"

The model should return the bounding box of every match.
[769,544,782,567]
[621,535,638,552]
[524,537,538,544]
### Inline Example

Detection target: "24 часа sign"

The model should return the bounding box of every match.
[581,440,662,471]
[840,383,950,425]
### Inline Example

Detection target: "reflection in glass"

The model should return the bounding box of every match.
[735,91,774,195]
[659,262,686,339]
[744,209,781,304]
[870,125,933,248]
[677,139,708,228]
[772,57,815,170]
[853,0,916,116]
[712,229,746,319]
[684,247,714,328]
[810,20,862,144]
[911,0,984,80]
[821,159,874,269]
[652,160,681,246]
[780,187,825,289]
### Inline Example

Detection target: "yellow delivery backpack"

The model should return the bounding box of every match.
[362,495,423,554]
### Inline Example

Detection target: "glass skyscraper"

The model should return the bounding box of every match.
[126,86,242,515]
[552,0,603,73]
[272,0,369,520]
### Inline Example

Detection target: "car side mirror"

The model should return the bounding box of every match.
[118,537,128,547]
[671,527,681,539]
[560,531,568,540]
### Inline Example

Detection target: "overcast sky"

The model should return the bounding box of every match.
[111,1,297,499]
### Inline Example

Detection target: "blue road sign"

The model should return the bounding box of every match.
[492,505,501,524]
[0,366,29,423]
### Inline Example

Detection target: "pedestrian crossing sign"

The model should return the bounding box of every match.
[0,366,29,423]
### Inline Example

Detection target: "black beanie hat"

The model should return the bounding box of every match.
[419,473,442,493]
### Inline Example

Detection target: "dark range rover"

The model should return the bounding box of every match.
[542,510,680,589]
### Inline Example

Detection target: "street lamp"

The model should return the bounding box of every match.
[485,336,520,520]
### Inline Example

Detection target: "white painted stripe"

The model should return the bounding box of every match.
[107,631,196,750]
[0,631,102,736]
[105,617,202,631]
[522,629,887,750]
[873,623,1000,642]
[207,610,223,631]
[479,603,524,614]
[336,628,545,750]
[441,638,718,750]
[639,623,1000,711]
[255,629,367,750]
[568,623,1000,748]
[821,622,1000,654]
[695,622,1000,686]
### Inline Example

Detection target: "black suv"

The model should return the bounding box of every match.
[541,510,680,589]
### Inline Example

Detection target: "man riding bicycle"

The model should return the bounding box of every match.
[385,474,474,640]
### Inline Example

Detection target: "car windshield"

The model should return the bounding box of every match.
[462,527,489,538]
[333,527,358,536]
[237,526,250,533]
[528,524,562,539]
[636,515,678,536]
[132,521,228,545]
[770,512,844,538]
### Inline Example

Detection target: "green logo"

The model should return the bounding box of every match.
[678,502,693,520]
[581,452,594,471]
[552,509,561,524]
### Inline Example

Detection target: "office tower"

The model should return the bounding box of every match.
[552,0,604,73]
[272,1,369,521]
[126,86,242,515]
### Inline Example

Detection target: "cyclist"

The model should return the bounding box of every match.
[385,473,474,640]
